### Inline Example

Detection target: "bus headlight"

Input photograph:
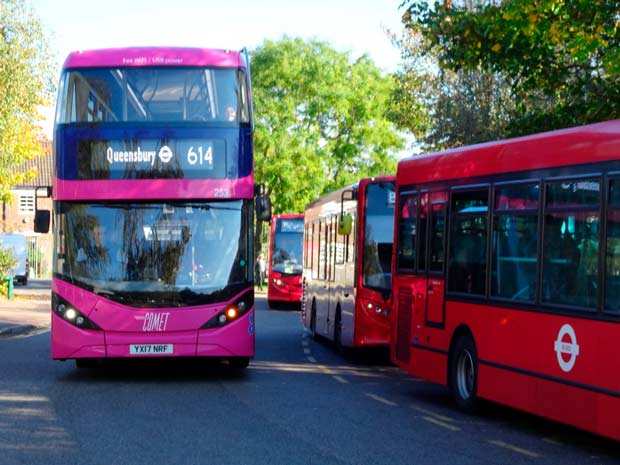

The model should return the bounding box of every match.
[52,293,102,330]
[202,290,254,329]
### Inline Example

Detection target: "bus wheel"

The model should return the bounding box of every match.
[310,301,317,339]
[334,307,344,353]
[229,357,250,369]
[450,335,479,413]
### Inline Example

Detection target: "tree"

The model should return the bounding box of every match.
[387,25,518,150]
[0,0,55,202]
[251,37,404,215]
[401,0,620,134]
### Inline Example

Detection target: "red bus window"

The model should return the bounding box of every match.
[606,179,620,312]
[397,193,417,271]
[429,192,448,273]
[491,214,538,301]
[542,179,600,308]
[495,183,540,210]
[448,189,489,295]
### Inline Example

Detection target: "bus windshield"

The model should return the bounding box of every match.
[56,200,250,307]
[363,181,396,292]
[56,67,249,124]
[272,218,303,275]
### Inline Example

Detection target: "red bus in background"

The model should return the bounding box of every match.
[267,214,304,308]
[302,177,395,350]
[391,120,620,439]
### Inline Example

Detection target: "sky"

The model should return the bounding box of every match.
[32,0,405,72]
[32,0,407,138]
[31,0,402,115]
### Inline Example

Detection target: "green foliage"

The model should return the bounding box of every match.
[402,0,620,134]
[0,245,17,278]
[387,25,518,150]
[0,0,55,202]
[251,37,403,215]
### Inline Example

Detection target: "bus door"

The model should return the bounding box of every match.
[326,216,337,336]
[316,218,330,335]
[421,191,448,327]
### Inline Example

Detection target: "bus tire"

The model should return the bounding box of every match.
[229,357,250,369]
[450,334,479,414]
[310,301,317,339]
[334,306,344,353]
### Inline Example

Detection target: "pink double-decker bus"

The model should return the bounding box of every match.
[40,47,269,369]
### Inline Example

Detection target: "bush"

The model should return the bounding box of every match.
[0,246,17,277]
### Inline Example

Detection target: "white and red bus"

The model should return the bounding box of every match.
[38,47,270,369]
[302,177,395,349]
[267,213,304,308]
[391,120,620,439]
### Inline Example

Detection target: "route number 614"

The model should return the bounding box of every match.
[187,145,213,168]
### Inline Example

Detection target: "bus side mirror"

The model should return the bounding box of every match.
[34,210,50,234]
[256,194,272,222]
[338,214,352,235]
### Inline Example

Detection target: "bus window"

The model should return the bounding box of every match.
[542,179,600,308]
[606,179,620,312]
[491,184,539,302]
[363,182,395,291]
[448,189,489,295]
[429,192,448,273]
[418,193,428,272]
[397,193,417,272]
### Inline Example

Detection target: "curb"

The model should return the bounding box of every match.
[0,324,37,337]
[12,294,51,301]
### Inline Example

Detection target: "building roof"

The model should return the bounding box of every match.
[14,140,53,189]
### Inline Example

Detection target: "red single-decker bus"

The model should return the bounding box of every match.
[392,120,620,439]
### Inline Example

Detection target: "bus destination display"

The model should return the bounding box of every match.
[78,139,227,180]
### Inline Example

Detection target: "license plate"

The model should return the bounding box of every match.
[130,344,173,355]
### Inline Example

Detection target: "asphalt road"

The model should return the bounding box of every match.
[1,296,619,465]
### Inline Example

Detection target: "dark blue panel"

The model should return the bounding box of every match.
[54,124,253,180]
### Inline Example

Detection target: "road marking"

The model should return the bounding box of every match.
[303,348,311,355]
[302,340,309,347]
[411,406,457,424]
[333,375,349,384]
[365,393,398,407]
[422,416,461,432]
[542,437,563,446]
[488,440,542,458]
[307,356,317,363]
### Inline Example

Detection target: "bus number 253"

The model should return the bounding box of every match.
[187,146,213,168]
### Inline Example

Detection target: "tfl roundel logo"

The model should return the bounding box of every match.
[554,324,580,373]
[158,145,173,163]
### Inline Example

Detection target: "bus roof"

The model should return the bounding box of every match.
[304,176,395,211]
[62,47,246,69]
[398,120,620,186]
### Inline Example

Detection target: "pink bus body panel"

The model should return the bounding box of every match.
[51,279,254,360]
[54,176,254,201]
[63,47,244,69]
